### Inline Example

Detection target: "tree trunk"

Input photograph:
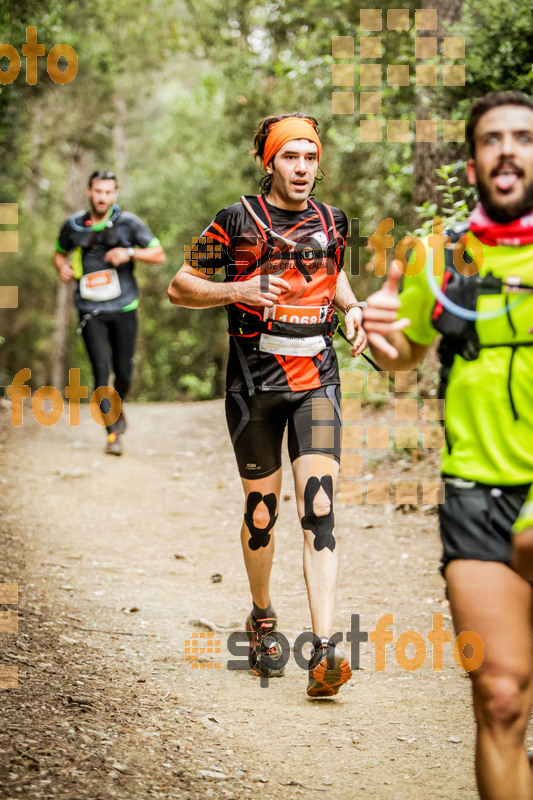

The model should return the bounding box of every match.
[24,101,43,214]
[413,0,465,212]
[51,147,92,392]
[113,94,128,197]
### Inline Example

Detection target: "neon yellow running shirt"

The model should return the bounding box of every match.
[399,234,533,485]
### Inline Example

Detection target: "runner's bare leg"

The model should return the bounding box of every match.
[240,469,282,610]
[513,528,533,582]
[446,559,533,800]
[293,453,339,638]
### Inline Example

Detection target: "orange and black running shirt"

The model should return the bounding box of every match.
[191,195,348,393]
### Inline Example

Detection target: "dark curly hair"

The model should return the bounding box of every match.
[87,169,117,187]
[251,113,323,196]
[467,91,533,157]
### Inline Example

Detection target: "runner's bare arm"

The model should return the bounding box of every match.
[168,262,290,309]
[364,261,428,370]
[105,244,165,266]
[53,250,74,282]
[333,271,367,357]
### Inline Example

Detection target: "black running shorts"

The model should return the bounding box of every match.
[225,386,342,480]
[439,478,531,574]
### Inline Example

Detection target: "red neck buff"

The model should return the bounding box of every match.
[468,203,533,246]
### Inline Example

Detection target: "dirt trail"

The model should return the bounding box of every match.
[1,397,518,799]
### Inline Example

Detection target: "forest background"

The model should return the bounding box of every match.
[0,0,532,401]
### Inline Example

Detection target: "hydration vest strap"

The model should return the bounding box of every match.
[232,336,257,396]
[332,316,381,371]
[257,194,273,228]
[227,304,335,338]
[308,199,342,267]
[240,196,341,272]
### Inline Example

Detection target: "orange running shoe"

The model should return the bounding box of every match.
[307,638,352,697]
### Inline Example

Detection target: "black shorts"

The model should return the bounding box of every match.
[225,386,342,480]
[439,478,531,574]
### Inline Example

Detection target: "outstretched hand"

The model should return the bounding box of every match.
[363,261,410,359]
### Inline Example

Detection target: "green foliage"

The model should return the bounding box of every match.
[2,0,533,401]
[415,162,477,237]
[458,0,533,98]
[438,0,533,128]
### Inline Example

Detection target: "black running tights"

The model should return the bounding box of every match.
[80,309,137,430]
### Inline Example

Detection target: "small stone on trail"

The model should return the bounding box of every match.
[54,468,90,480]
[202,715,223,726]
[71,440,90,450]
[199,770,228,780]
[190,618,218,632]
[395,503,418,513]
[174,552,192,562]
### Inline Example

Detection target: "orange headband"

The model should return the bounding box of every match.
[263,117,322,167]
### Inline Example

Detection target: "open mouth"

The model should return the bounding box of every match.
[493,167,522,192]
[292,180,308,191]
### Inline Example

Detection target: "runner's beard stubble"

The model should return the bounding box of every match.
[476,166,533,223]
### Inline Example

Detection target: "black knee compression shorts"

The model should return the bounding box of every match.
[439,477,531,574]
[225,386,342,480]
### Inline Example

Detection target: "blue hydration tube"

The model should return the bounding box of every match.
[424,250,526,321]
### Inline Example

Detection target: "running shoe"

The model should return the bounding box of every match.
[105,432,123,456]
[307,638,352,697]
[245,612,285,678]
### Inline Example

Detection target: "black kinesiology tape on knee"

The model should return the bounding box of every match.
[244,492,278,551]
[300,475,335,552]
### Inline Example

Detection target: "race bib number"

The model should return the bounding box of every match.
[259,333,326,357]
[263,304,328,325]
[79,269,121,301]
